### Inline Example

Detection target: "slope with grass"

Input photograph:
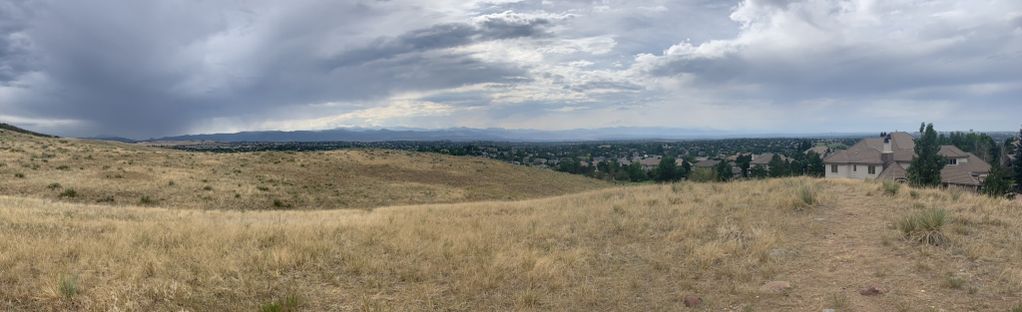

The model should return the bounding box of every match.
[1,178,1020,311]
[0,128,608,210]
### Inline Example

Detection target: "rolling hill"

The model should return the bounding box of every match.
[0,127,608,210]
[0,178,1019,311]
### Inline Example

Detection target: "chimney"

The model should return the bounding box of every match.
[881,133,893,166]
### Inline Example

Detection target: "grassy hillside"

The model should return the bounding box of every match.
[0,128,607,210]
[0,178,1019,311]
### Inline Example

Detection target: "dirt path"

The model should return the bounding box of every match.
[753,182,1006,311]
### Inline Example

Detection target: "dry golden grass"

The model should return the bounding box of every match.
[0,129,607,210]
[1,178,1021,311]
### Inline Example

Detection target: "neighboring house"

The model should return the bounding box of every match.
[750,153,789,171]
[639,156,662,171]
[824,132,991,189]
[806,146,831,157]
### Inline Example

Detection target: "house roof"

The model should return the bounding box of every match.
[878,163,908,181]
[877,154,992,186]
[751,153,789,165]
[938,145,969,158]
[806,146,829,155]
[824,132,915,165]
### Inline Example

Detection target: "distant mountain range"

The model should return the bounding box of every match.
[134,127,881,143]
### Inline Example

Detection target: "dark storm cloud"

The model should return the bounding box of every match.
[0,1,544,137]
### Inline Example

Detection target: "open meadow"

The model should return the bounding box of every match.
[0,129,607,210]
[1,177,1020,311]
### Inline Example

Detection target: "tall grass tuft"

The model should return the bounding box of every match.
[897,208,948,246]
[882,180,901,196]
[58,274,78,299]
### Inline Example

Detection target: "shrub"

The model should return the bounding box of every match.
[943,274,965,289]
[202,185,213,191]
[58,274,78,299]
[55,165,70,171]
[47,183,62,190]
[59,189,78,198]
[14,173,25,178]
[897,208,948,246]
[272,199,292,209]
[140,196,156,205]
[882,180,901,196]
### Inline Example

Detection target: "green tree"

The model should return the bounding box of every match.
[715,160,732,182]
[735,154,752,178]
[768,154,787,177]
[750,165,769,179]
[907,123,946,187]
[983,162,1012,197]
[655,157,678,182]
[626,162,647,182]
[1013,129,1022,191]
[679,159,692,180]
[806,151,825,177]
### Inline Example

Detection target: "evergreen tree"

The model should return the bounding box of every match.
[679,159,692,180]
[768,154,787,177]
[806,151,825,177]
[715,160,732,182]
[750,165,769,179]
[655,157,678,182]
[1013,128,1022,190]
[735,154,752,178]
[907,123,946,187]
[626,163,647,182]
[983,162,1012,197]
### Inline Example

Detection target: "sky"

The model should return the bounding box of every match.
[1,0,1020,138]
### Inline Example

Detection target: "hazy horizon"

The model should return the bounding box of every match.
[2,0,1021,138]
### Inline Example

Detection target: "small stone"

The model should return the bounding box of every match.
[759,281,792,294]
[683,294,702,307]
[859,285,885,296]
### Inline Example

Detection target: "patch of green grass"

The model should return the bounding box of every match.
[882,180,901,196]
[58,189,77,198]
[897,208,949,246]
[943,274,966,289]
[260,294,302,312]
[58,274,78,299]
[139,195,156,205]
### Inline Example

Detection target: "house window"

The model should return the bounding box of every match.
[948,158,958,165]
[868,166,876,174]
[831,165,838,173]
[853,165,857,172]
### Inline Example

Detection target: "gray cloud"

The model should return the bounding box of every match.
[1,0,1020,137]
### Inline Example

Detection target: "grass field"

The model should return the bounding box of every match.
[1,178,1020,311]
[0,129,607,210]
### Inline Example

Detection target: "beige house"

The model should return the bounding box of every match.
[824,132,991,189]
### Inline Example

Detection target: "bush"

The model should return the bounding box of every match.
[14,173,25,178]
[139,196,156,205]
[272,199,292,209]
[47,183,62,190]
[897,208,948,246]
[59,189,78,198]
[58,274,78,299]
[882,180,901,196]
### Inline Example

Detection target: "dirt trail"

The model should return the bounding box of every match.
[753,183,1005,311]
